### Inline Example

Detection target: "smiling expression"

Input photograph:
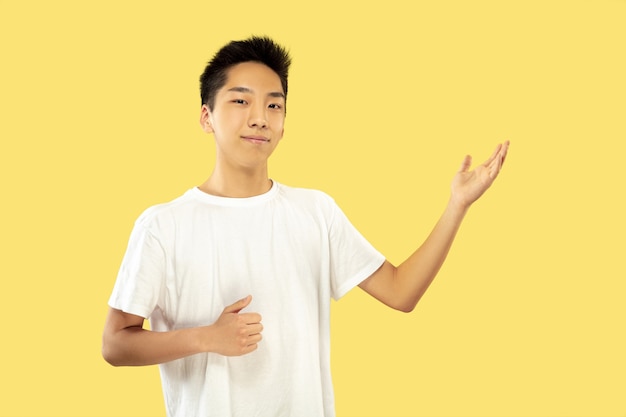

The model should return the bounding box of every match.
[200,61,286,170]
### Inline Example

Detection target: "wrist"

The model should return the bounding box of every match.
[447,195,471,215]
[197,325,216,354]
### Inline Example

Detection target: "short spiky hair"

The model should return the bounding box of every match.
[199,36,291,111]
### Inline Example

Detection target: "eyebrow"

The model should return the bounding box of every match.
[227,86,285,99]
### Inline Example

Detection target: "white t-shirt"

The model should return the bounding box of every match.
[109,181,385,417]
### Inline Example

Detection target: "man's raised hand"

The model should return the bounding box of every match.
[450,141,510,209]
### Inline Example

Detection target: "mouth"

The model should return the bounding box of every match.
[241,135,270,144]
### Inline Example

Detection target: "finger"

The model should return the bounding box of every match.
[223,295,252,314]
[241,342,259,355]
[246,323,264,335]
[489,153,503,179]
[500,140,510,165]
[239,312,262,324]
[483,143,503,166]
[488,142,509,178]
[247,333,263,344]
[493,141,509,170]
[458,155,472,173]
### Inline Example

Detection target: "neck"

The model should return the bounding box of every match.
[198,163,272,198]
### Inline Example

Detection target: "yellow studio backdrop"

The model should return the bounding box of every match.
[1,0,624,416]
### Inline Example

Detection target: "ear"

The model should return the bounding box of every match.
[200,104,214,133]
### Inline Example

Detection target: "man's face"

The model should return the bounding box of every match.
[200,61,286,170]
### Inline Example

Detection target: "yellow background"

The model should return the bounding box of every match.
[1,0,624,416]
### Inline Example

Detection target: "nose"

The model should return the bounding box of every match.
[248,104,267,129]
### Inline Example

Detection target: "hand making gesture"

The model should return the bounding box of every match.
[450,141,510,209]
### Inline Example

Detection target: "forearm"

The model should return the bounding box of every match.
[395,198,469,307]
[102,324,210,367]
[360,198,469,312]
[103,297,262,366]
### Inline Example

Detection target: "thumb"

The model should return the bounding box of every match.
[458,155,472,173]
[223,295,252,314]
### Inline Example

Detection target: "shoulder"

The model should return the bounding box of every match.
[276,182,335,205]
[275,182,339,212]
[133,189,198,230]
[273,182,345,230]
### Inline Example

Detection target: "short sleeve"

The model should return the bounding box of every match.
[108,215,165,319]
[327,199,386,300]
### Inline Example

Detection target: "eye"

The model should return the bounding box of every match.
[268,103,282,110]
[232,99,247,105]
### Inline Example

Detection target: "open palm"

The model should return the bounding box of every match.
[451,141,509,208]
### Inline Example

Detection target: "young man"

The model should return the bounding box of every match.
[102,36,509,417]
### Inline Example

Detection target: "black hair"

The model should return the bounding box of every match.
[199,36,291,111]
